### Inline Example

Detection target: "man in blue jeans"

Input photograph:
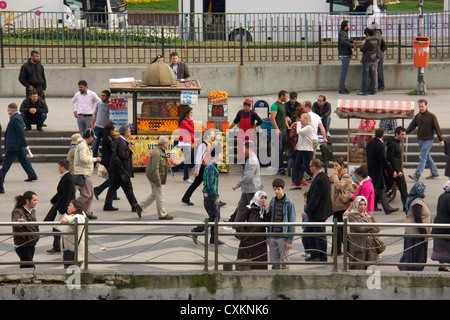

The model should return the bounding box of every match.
[406,99,444,181]
[338,20,356,94]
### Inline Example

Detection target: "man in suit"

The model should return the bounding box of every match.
[44,160,75,253]
[302,158,333,262]
[2,103,38,182]
[169,51,190,80]
[366,128,399,214]
[103,125,142,217]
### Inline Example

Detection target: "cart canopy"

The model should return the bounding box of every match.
[335,99,415,120]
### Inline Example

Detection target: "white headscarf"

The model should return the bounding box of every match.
[247,190,267,218]
[344,195,371,220]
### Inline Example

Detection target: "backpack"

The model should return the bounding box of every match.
[320,141,333,162]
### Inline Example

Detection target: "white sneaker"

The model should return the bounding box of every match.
[184,179,193,183]
[223,226,236,233]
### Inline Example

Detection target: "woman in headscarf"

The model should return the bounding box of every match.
[235,191,271,270]
[344,196,380,270]
[431,181,450,272]
[398,182,430,271]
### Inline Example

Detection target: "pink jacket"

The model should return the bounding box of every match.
[352,177,375,213]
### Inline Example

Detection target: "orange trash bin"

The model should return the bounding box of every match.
[413,36,430,68]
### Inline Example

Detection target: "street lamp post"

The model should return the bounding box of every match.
[417,0,426,95]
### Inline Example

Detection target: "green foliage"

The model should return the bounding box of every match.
[126,0,178,12]
[386,1,444,12]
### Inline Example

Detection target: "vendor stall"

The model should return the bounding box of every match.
[335,99,415,174]
[206,90,229,173]
[109,79,202,168]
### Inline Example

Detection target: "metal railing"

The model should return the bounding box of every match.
[1,219,450,272]
[1,11,450,66]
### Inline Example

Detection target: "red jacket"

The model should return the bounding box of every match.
[178,119,196,145]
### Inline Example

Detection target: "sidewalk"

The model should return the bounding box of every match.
[1,88,449,132]
[0,89,448,273]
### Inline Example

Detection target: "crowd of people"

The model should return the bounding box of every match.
[6,50,450,272]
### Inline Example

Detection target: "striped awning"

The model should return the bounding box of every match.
[335,99,415,120]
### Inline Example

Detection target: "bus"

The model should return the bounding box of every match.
[179,0,377,41]
[0,0,127,29]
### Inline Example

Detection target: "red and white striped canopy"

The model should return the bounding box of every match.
[335,99,415,119]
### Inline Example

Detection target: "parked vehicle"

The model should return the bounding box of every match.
[179,0,374,42]
[0,0,127,29]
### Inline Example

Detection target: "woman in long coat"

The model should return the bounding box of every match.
[329,157,353,255]
[431,181,450,272]
[398,182,430,271]
[345,196,380,270]
[235,191,271,270]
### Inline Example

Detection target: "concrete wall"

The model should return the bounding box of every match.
[1,61,449,98]
[1,271,450,300]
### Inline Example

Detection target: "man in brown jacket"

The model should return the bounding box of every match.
[12,191,40,268]
[406,99,444,182]
[138,136,174,220]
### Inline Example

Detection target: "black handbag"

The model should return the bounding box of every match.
[73,174,86,187]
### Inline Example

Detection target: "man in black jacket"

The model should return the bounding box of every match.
[366,128,399,214]
[386,126,408,212]
[20,90,48,131]
[338,20,356,94]
[103,125,142,217]
[302,158,333,262]
[358,28,378,95]
[44,160,75,253]
[18,50,47,100]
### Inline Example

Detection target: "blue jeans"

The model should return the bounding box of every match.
[172,145,191,181]
[416,139,439,177]
[92,127,105,158]
[361,61,375,93]
[377,57,385,89]
[339,55,351,91]
[322,117,331,134]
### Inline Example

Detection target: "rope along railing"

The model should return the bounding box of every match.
[1,220,450,272]
[1,11,450,66]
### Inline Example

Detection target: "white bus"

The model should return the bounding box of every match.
[178,0,376,42]
[0,0,127,29]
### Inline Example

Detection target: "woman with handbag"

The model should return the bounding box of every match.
[329,157,352,256]
[235,191,271,270]
[398,182,430,271]
[344,196,381,270]
[59,199,87,269]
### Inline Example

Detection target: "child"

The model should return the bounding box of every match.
[302,191,310,258]
[267,178,296,269]
[59,199,87,269]
[191,149,224,245]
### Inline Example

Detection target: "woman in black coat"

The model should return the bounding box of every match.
[431,181,450,271]
[94,121,117,198]
[235,191,271,270]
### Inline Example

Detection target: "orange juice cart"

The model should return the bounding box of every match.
[109,79,202,168]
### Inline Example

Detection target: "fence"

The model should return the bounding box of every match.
[1,11,450,66]
[1,219,449,272]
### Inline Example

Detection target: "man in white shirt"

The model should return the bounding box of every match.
[71,80,101,134]
[302,100,327,158]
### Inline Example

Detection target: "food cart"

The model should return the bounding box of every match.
[109,79,202,168]
[206,90,229,173]
[335,98,415,177]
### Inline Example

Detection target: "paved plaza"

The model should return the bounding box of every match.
[0,88,449,274]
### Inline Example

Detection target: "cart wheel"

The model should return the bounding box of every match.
[386,185,397,203]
